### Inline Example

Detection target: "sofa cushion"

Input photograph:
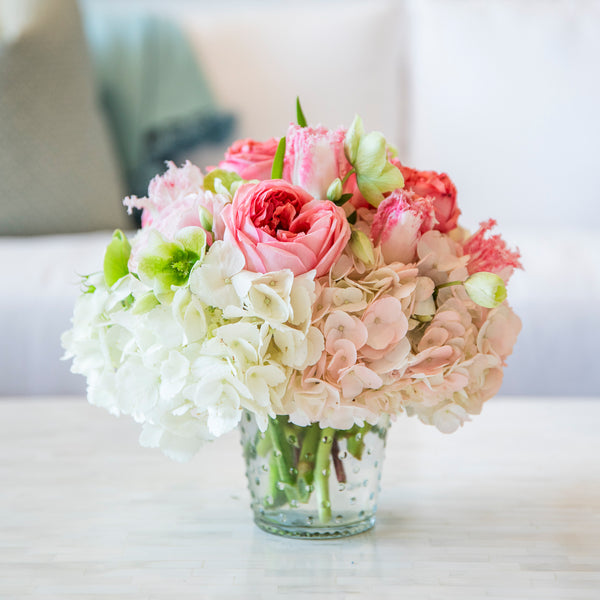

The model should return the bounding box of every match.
[0,0,130,235]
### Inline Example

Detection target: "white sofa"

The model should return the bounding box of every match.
[2,0,599,396]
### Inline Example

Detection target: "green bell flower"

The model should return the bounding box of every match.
[137,227,207,296]
[344,115,404,207]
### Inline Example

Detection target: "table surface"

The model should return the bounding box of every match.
[1,397,599,600]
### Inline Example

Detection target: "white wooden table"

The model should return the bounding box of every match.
[1,397,598,599]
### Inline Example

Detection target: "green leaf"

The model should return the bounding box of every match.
[203,169,242,195]
[296,96,308,127]
[344,115,364,165]
[334,193,354,206]
[103,230,131,287]
[271,136,286,179]
[347,211,357,225]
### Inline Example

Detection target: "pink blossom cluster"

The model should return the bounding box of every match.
[281,232,520,432]
[120,117,522,433]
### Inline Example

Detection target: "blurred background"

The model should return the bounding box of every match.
[1,0,598,397]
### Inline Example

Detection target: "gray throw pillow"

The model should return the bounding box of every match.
[0,0,130,235]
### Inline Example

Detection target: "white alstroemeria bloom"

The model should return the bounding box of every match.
[331,286,367,313]
[105,274,149,311]
[139,410,214,463]
[289,270,317,330]
[213,321,263,366]
[172,287,208,344]
[431,402,470,433]
[244,364,288,430]
[231,270,294,325]
[339,364,383,399]
[138,304,186,352]
[366,337,411,375]
[189,240,245,309]
[285,377,341,426]
[87,369,119,415]
[273,325,324,370]
[115,356,160,422]
[159,350,190,400]
[188,356,252,437]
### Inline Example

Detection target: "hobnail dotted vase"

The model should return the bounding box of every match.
[239,411,390,539]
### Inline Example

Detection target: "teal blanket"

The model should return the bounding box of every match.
[81,4,234,196]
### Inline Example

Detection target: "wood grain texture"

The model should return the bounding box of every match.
[1,397,598,599]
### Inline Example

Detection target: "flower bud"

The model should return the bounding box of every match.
[349,229,375,266]
[198,206,213,232]
[463,272,507,308]
[103,229,131,287]
[327,178,343,202]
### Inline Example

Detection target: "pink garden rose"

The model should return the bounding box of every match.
[221,180,351,277]
[283,124,354,200]
[393,160,460,233]
[218,138,279,180]
[371,190,436,264]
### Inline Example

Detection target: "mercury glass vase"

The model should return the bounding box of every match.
[239,410,390,539]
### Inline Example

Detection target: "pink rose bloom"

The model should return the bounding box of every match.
[371,190,436,264]
[218,138,279,180]
[221,180,351,277]
[392,159,460,233]
[463,219,523,282]
[283,124,353,200]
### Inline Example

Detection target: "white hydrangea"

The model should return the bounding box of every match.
[62,240,325,461]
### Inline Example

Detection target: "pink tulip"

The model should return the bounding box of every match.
[283,124,353,200]
[371,190,436,264]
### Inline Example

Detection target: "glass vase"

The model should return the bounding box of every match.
[239,411,390,539]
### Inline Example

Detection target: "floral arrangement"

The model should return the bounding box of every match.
[62,100,522,465]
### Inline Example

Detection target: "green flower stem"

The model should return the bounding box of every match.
[435,280,463,290]
[314,428,335,523]
[267,453,287,508]
[341,167,356,186]
[297,423,320,501]
[282,422,301,448]
[268,417,298,502]
[347,423,371,460]
[255,431,272,457]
